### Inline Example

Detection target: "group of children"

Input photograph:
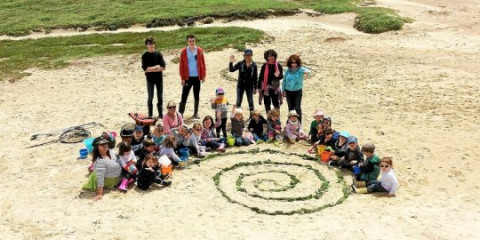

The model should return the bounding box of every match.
[306,110,399,197]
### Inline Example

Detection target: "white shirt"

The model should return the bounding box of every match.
[381,169,399,194]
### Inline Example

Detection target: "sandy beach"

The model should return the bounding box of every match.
[1,0,479,239]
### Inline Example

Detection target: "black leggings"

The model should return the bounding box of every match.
[216,118,227,139]
[180,77,201,103]
[285,89,302,122]
[263,88,280,113]
[147,78,163,117]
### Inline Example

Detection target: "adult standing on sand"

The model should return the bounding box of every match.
[283,54,310,123]
[258,49,283,114]
[229,49,258,118]
[141,37,166,118]
[179,34,206,119]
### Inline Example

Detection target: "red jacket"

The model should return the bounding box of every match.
[179,47,206,81]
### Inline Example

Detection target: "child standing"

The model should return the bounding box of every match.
[366,157,399,197]
[309,110,324,143]
[284,110,307,144]
[247,110,268,143]
[211,87,229,139]
[117,142,137,192]
[266,108,282,143]
[137,154,171,190]
[201,115,226,152]
[230,105,250,146]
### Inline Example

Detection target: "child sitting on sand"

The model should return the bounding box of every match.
[211,87,229,139]
[170,125,190,152]
[332,136,364,170]
[160,135,182,164]
[309,110,324,143]
[308,128,336,154]
[131,125,145,155]
[352,143,381,189]
[136,139,157,170]
[329,131,349,163]
[284,110,307,144]
[183,122,204,156]
[366,157,399,197]
[230,105,250,146]
[137,154,171,190]
[247,110,268,143]
[117,142,137,192]
[152,123,166,147]
[201,114,226,152]
[266,108,282,143]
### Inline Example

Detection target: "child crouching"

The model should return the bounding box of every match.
[137,154,172,190]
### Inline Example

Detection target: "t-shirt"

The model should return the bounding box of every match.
[211,97,229,119]
[187,47,198,77]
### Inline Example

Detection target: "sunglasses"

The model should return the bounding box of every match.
[380,165,390,168]
[195,128,202,131]
[291,62,297,64]
[217,93,224,95]
[167,106,176,109]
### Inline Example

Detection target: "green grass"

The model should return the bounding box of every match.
[0,27,265,82]
[0,0,409,36]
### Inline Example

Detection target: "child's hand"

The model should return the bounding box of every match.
[275,130,280,135]
[216,111,222,118]
[146,167,154,172]
[351,160,358,165]
[210,97,215,103]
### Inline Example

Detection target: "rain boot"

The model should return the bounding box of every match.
[148,103,153,118]
[118,178,128,191]
[193,100,200,119]
[157,103,163,119]
[179,102,186,117]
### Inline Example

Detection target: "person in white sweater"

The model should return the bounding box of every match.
[367,157,399,197]
[183,123,203,156]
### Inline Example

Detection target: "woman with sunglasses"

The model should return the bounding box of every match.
[282,54,310,123]
[83,137,122,201]
[162,101,184,134]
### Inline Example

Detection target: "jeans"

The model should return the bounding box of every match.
[285,89,302,122]
[236,87,254,112]
[233,134,250,146]
[147,78,163,117]
[180,77,201,103]
[253,133,268,142]
[367,180,388,193]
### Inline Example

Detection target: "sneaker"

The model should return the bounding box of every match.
[155,178,172,186]
[351,184,357,193]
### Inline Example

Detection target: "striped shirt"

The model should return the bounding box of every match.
[94,149,122,187]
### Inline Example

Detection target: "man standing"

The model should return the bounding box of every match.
[141,37,166,118]
[179,34,206,119]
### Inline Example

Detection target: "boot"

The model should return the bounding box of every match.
[155,177,172,186]
[193,100,200,119]
[118,178,128,191]
[179,102,186,117]
[127,178,135,185]
[157,103,163,118]
[351,185,368,194]
[148,103,153,117]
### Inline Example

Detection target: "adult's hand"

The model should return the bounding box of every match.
[181,79,186,86]
[94,187,104,201]
[274,70,280,78]
[229,55,235,63]
[201,79,205,83]
[253,89,257,95]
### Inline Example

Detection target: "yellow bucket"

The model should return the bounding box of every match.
[317,145,326,155]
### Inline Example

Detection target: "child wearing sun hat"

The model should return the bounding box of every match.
[309,110,324,143]
[284,110,307,144]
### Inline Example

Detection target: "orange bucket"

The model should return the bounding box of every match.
[321,151,332,163]
[161,165,173,175]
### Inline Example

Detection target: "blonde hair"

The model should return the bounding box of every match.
[380,157,393,168]
[163,135,176,148]
[269,108,280,118]
[143,154,158,167]
[234,109,244,121]
[251,110,261,118]
[192,122,202,131]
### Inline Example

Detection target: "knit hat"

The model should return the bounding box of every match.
[339,131,350,139]
[216,87,225,95]
[347,136,358,144]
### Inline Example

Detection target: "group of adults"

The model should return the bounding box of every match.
[142,34,310,129]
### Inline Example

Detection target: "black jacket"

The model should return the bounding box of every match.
[229,60,258,89]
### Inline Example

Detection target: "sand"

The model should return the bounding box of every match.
[1,0,479,239]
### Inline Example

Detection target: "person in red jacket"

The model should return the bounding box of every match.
[179,34,206,119]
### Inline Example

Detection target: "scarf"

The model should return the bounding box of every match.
[262,61,279,94]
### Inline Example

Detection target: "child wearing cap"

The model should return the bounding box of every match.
[211,87,229,139]
[229,49,258,115]
[284,110,307,144]
[329,131,350,164]
[335,136,364,170]
[230,105,250,146]
[309,110,324,143]
[131,125,145,156]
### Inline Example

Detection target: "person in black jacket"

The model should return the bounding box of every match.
[258,49,283,114]
[137,154,171,190]
[142,37,166,118]
[229,49,258,117]
[337,136,364,170]
[247,110,268,143]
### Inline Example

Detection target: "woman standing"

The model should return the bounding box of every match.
[229,49,258,116]
[258,49,283,114]
[141,37,166,118]
[83,137,122,201]
[282,54,310,123]
[162,101,184,134]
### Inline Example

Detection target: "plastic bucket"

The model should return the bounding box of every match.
[83,137,95,153]
[353,165,361,175]
[227,136,235,147]
[321,151,332,163]
[179,148,190,157]
[79,148,88,159]
[317,145,326,155]
[161,165,173,175]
